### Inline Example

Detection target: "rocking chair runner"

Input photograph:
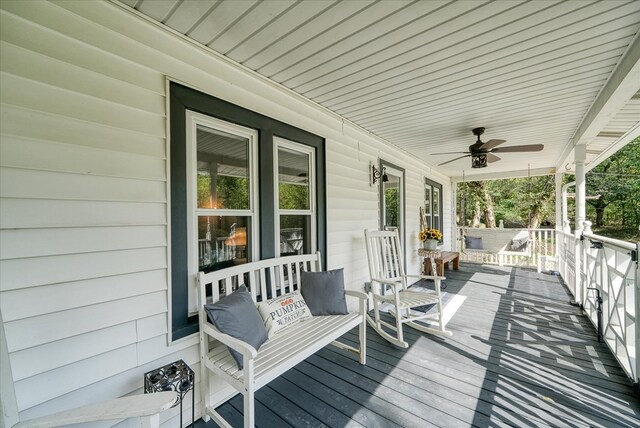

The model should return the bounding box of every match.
[364,229,452,348]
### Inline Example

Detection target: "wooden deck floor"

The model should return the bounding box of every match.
[204,263,640,427]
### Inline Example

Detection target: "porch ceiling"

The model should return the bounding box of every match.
[119,0,640,180]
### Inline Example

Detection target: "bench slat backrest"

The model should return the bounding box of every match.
[197,252,322,318]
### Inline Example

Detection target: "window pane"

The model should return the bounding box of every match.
[278,148,309,210]
[197,125,249,209]
[433,188,440,215]
[279,215,311,256]
[383,175,400,229]
[198,216,251,272]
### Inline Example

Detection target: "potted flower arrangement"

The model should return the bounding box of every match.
[419,227,442,250]
[418,207,443,250]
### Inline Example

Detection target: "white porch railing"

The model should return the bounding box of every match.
[556,229,577,297]
[578,228,639,383]
[458,227,556,269]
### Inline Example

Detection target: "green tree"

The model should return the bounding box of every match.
[586,137,640,236]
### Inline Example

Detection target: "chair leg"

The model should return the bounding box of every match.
[358,298,367,364]
[244,388,255,428]
[372,295,381,327]
[395,307,404,345]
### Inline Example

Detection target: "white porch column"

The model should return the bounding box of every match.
[555,172,562,258]
[574,144,587,305]
[451,181,458,252]
[555,173,563,230]
[575,145,587,231]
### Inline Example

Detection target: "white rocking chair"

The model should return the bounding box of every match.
[364,229,452,348]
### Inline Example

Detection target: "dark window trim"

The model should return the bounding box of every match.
[424,177,443,242]
[378,159,406,266]
[169,82,326,341]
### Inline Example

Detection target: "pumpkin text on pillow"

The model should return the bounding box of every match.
[257,292,312,338]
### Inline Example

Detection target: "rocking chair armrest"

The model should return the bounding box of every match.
[201,322,258,360]
[370,278,402,292]
[405,274,446,281]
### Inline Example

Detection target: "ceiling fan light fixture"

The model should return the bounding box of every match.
[471,154,487,168]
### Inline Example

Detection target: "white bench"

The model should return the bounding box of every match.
[198,252,367,428]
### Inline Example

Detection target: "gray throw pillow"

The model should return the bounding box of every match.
[204,285,268,370]
[300,269,348,316]
[465,236,483,250]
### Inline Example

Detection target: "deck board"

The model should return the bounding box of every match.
[202,263,640,428]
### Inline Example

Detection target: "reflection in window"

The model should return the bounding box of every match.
[196,125,249,210]
[198,216,250,273]
[278,147,309,210]
[280,215,311,256]
[383,175,400,229]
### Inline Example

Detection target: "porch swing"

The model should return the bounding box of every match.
[459,171,487,258]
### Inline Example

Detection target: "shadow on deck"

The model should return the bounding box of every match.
[202,263,640,427]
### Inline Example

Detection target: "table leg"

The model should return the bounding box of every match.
[453,256,459,270]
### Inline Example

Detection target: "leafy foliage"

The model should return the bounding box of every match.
[458,175,555,229]
[457,137,640,241]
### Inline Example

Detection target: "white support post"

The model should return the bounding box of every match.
[574,144,587,305]
[555,173,563,258]
[635,241,640,387]
[451,182,458,252]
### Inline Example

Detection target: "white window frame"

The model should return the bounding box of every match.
[185,110,259,313]
[273,137,316,256]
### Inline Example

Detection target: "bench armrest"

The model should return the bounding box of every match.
[201,322,258,360]
[345,290,368,316]
[345,290,368,300]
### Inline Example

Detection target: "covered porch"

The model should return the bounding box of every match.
[1,1,640,427]
[210,263,640,427]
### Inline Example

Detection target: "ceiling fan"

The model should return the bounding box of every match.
[433,127,544,168]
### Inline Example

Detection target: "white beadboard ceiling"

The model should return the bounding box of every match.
[119,0,640,180]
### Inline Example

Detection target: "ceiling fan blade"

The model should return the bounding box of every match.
[438,155,470,166]
[487,153,501,163]
[491,144,544,153]
[431,151,470,155]
[480,139,506,150]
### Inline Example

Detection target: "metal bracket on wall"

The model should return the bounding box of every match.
[590,240,604,249]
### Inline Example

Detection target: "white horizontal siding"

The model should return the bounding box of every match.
[1,270,167,322]
[0,199,166,229]
[1,247,167,291]
[0,72,165,136]
[0,168,166,202]
[0,226,166,259]
[0,105,166,157]
[14,344,139,411]
[9,322,137,382]
[4,291,167,352]
[0,0,453,422]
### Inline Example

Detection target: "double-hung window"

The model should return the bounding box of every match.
[185,112,258,313]
[424,178,443,241]
[169,82,326,341]
[275,138,315,256]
